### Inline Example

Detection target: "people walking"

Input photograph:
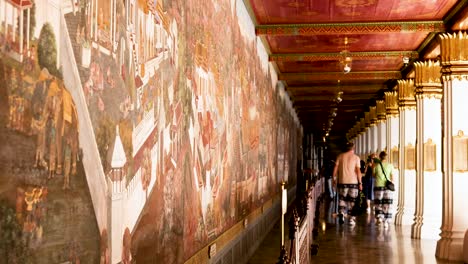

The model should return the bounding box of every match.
[373,151,394,228]
[363,154,376,214]
[332,142,362,226]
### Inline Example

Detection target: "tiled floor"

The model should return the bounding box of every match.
[249,197,464,264]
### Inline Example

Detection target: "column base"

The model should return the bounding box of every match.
[394,208,403,226]
[465,229,468,263]
[411,218,440,240]
[411,216,423,239]
[436,231,465,261]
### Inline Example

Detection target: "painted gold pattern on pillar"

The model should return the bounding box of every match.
[391,146,399,168]
[398,79,416,109]
[414,60,442,99]
[424,138,437,171]
[376,100,386,121]
[385,90,399,116]
[405,143,416,170]
[453,130,468,172]
[369,106,377,126]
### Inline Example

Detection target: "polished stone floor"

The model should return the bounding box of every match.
[249,197,464,264]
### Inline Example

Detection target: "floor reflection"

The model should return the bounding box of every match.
[311,198,463,264]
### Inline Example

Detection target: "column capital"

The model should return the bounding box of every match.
[440,31,468,71]
[370,106,378,126]
[384,90,399,116]
[376,99,386,121]
[398,79,416,109]
[414,60,442,99]
[359,118,366,133]
[364,112,371,128]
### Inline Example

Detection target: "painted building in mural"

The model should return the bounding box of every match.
[0,0,301,263]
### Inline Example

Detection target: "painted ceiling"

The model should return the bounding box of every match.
[245,0,468,140]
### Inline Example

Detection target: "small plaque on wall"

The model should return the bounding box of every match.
[453,130,468,172]
[208,243,217,259]
[405,144,416,170]
[391,146,399,168]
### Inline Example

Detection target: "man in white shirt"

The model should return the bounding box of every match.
[333,142,362,226]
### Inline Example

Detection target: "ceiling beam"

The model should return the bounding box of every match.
[287,85,385,91]
[270,51,418,62]
[279,71,401,82]
[291,94,376,100]
[255,21,445,36]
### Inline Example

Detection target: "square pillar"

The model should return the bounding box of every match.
[436,32,468,261]
[395,80,417,226]
[411,61,443,240]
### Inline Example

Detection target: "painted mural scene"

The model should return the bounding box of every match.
[0,0,301,263]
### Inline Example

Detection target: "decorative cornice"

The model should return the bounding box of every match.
[278,71,402,82]
[384,91,399,116]
[255,21,445,36]
[269,51,419,62]
[440,32,468,75]
[376,100,386,120]
[414,60,442,98]
[398,79,416,107]
[369,106,377,125]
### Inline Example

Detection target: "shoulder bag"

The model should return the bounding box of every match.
[379,162,395,191]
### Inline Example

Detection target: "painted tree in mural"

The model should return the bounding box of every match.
[37,23,59,76]
[0,201,32,264]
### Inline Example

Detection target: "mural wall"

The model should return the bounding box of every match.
[0,0,301,263]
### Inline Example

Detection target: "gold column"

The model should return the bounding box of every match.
[385,90,399,165]
[369,106,378,154]
[436,32,468,261]
[412,60,442,239]
[396,79,416,226]
[376,99,386,153]
[385,90,402,225]
[364,112,371,157]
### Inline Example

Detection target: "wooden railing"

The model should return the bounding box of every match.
[277,176,324,264]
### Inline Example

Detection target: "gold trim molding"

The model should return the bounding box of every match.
[414,60,442,99]
[384,91,399,116]
[376,100,386,120]
[398,79,416,108]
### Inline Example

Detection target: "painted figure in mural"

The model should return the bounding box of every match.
[141,147,152,191]
[47,116,57,179]
[122,228,133,264]
[100,229,110,264]
[63,138,72,190]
